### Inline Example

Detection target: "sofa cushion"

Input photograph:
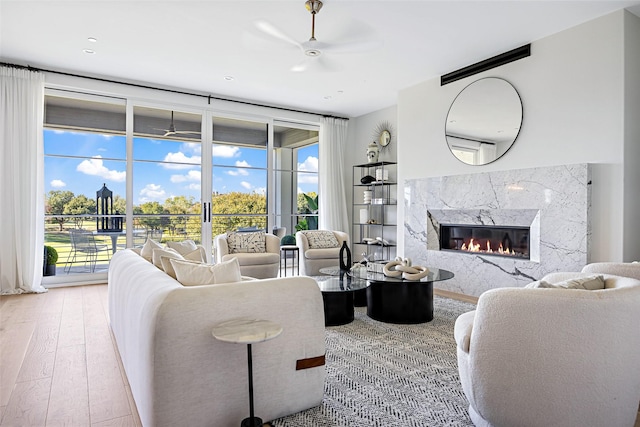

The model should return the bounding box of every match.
[525,275,605,290]
[303,231,339,249]
[170,257,242,286]
[227,232,266,254]
[166,239,198,255]
[141,238,163,262]
[221,252,280,266]
[304,247,341,260]
[152,247,181,269]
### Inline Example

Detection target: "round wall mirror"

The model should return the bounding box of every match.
[445,77,523,165]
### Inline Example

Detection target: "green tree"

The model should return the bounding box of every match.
[134,201,167,231]
[211,192,267,234]
[113,195,126,214]
[46,190,74,231]
[164,195,198,238]
[64,194,95,228]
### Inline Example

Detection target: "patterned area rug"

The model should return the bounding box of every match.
[272,296,477,427]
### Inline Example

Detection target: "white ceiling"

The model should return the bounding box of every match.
[2,0,640,118]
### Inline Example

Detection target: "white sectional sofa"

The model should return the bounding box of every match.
[108,249,326,427]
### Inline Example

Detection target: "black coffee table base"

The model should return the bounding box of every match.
[322,291,355,326]
[366,280,433,324]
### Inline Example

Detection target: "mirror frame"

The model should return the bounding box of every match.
[445,77,523,166]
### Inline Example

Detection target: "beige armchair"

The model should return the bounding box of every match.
[214,232,280,279]
[296,230,349,276]
[454,265,640,427]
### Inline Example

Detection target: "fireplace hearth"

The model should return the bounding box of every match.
[439,224,529,259]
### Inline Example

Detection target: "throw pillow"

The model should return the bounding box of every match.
[152,247,182,270]
[554,275,605,290]
[227,231,266,254]
[166,239,198,255]
[140,238,163,262]
[524,275,605,290]
[170,257,242,286]
[162,256,199,279]
[304,230,340,249]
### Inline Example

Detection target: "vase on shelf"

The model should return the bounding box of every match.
[366,142,379,163]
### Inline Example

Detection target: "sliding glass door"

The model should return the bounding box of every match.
[42,91,320,284]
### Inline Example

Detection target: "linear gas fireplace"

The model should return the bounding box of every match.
[439,224,530,259]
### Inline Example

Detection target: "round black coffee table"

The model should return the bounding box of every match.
[313,273,368,326]
[364,268,454,324]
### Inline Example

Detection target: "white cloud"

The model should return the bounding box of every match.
[298,156,318,173]
[297,155,319,184]
[50,179,66,188]
[228,169,249,176]
[240,181,252,190]
[254,187,266,196]
[162,152,201,170]
[235,160,250,167]
[76,156,126,182]
[170,170,201,183]
[139,183,166,201]
[213,145,240,158]
[297,155,318,184]
[187,183,201,191]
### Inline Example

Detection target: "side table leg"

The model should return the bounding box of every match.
[241,343,263,427]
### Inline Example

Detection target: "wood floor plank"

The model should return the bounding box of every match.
[56,287,85,349]
[83,286,131,424]
[91,414,138,427]
[46,344,90,426]
[0,377,51,427]
[0,292,47,325]
[0,320,36,407]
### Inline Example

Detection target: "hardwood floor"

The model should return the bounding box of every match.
[0,285,141,426]
[1,284,638,427]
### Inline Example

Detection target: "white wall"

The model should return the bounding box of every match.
[394,9,640,263]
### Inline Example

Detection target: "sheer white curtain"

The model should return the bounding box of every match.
[318,117,350,234]
[0,66,46,294]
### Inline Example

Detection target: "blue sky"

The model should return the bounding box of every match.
[44,130,318,205]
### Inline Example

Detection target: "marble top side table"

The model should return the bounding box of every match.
[212,318,283,427]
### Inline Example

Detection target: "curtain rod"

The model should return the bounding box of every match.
[1,61,349,121]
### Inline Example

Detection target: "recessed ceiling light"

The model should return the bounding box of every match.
[87,37,97,43]
[83,49,95,54]
[324,95,332,100]
[224,76,234,81]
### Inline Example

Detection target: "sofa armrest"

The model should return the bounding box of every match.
[454,310,476,353]
[296,231,310,253]
[265,233,280,254]
[214,234,229,262]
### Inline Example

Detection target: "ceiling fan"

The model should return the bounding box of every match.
[157,111,201,137]
[254,0,380,72]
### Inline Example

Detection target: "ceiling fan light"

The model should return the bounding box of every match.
[305,48,321,57]
[305,0,323,14]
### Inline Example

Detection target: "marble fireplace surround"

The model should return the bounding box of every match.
[404,164,591,296]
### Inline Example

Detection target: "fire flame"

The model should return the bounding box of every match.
[460,238,517,256]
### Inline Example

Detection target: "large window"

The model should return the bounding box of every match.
[132,106,203,247]
[42,92,320,282]
[44,94,126,277]
[210,117,268,236]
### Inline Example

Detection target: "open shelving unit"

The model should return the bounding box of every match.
[352,161,397,263]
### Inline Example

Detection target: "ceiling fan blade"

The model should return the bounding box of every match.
[322,38,383,54]
[255,20,303,51]
[291,55,341,73]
